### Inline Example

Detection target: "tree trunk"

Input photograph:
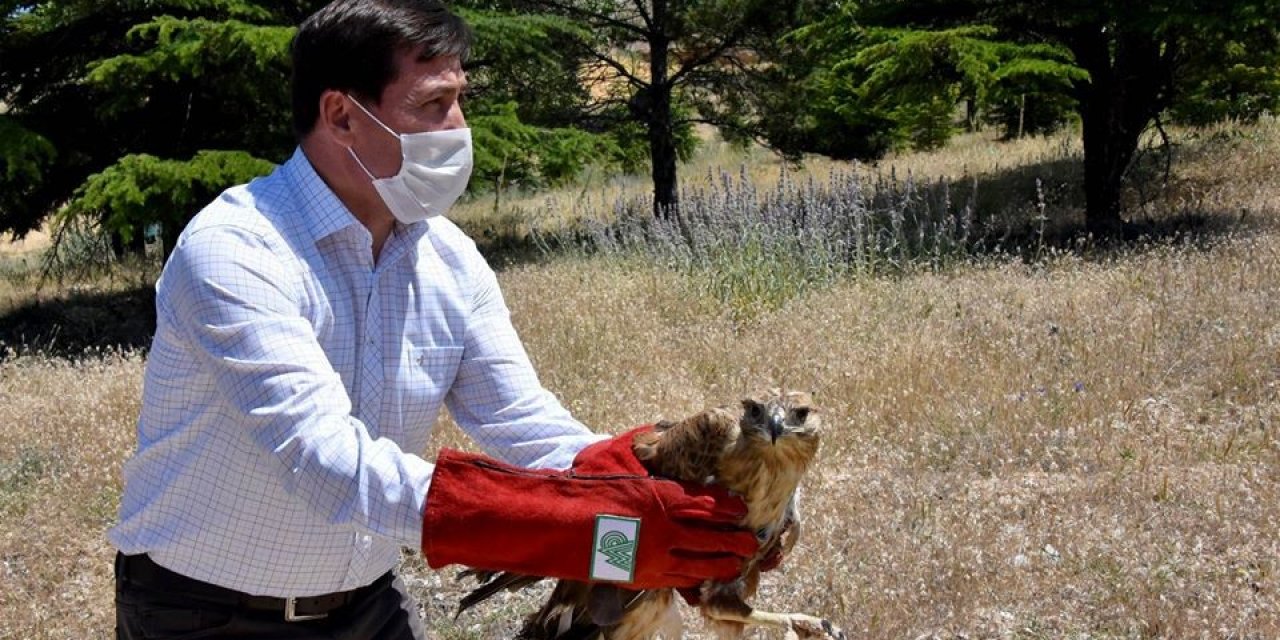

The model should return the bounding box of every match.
[162,222,182,263]
[1070,30,1167,238]
[647,0,678,219]
[648,88,678,219]
[1080,96,1132,237]
[1017,93,1025,139]
[110,228,147,259]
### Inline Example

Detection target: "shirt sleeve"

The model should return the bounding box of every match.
[161,224,433,547]
[444,256,606,470]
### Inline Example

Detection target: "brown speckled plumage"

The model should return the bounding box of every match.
[458,389,843,640]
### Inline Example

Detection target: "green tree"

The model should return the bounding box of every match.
[847,25,1083,147]
[0,0,299,253]
[774,7,1083,155]
[0,1,633,255]
[455,5,654,189]
[850,0,1280,235]
[734,6,896,161]
[512,0,814,218]
[1168,23,1280,126]
[751,10,1081,169]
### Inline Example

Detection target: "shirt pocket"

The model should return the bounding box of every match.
[391,345,465,446]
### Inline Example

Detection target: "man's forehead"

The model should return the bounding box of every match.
[382,49,463,98]
[391,49,463,83]
[399,44,462,72]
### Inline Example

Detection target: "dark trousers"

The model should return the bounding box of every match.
[115,553,427,639]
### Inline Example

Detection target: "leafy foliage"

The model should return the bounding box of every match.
[776,15,1085,155]
[1,0,636,249]
[455,5,657,191]
[0,0,300,244]
[778,0,1280,233]
[458,7,593,127]
[60,151,275,249]
[512,0,817,215]
[0,117,56,191]
[469,101,633,189]
[985,53,1084,137]
[85,16,295,125]
[1169,29,1280,126]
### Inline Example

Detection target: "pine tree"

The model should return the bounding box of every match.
[0,1,632,255]
[848,0,1280,236]
[0,1,301,253]
[509,0,815,218]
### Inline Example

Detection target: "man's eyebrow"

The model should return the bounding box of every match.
[411,78,467,101]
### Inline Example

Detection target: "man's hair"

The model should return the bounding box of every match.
[291,0,472,139]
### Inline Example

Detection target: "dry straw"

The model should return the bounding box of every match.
[2,120,1279,638]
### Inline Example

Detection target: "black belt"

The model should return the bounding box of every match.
[116,552,392,622]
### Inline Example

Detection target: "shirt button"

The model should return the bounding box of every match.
[361,535,372,549]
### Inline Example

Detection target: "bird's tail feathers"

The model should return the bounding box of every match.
[455,570,547,619]
[518,581,602,639]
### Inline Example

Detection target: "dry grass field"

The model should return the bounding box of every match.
[2,122,1278,638]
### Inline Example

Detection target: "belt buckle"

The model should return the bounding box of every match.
[284,597,328,622]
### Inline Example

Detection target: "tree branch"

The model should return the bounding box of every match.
[1152,114,1172,187]
[628,0,655,35]
[530,0,647,38]
[668,28,749,86]
[586,48,649,89]
[582,96,631,116]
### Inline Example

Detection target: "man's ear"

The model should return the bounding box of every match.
[317,90,355,146]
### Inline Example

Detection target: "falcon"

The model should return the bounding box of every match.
[457,389,846,640]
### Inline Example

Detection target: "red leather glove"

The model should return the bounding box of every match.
[422,434,758,590]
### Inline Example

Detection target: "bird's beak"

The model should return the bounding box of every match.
[768,409,785,444]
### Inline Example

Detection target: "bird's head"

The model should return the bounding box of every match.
[739,388,820,450]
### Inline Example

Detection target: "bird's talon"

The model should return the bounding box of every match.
[822,618,847,639]
[791,615,845,639]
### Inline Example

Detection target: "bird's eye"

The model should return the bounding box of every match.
[790,408,810,423]
[747,403,763,420]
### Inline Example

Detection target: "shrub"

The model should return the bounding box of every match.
[553,165,995,322]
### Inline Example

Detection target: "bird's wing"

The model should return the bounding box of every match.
[455,570,548,619]
[517,580,596,639]
[459,573,619,639]
[633,407,740,482]
[517,582,668,640]
[752,495,799,578]
[780,494,801,556]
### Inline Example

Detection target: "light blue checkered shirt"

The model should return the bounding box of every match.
[109,147,603,597]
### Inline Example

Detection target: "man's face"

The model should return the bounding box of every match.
[347,47,468,178]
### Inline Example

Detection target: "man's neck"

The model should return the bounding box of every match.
[362,215,394,264]
[299,141,397,264]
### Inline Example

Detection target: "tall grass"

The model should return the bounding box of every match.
[2,119,1279,638]
[561,166,986,322]
[485,120,1273,326]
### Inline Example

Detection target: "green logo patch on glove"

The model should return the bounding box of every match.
[591,515,640,582]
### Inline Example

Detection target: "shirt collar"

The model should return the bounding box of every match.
[280,146,364,244]
[281,147,434,251]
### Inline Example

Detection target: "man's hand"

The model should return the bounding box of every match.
[422,442,757,590]
[575,426,789,574]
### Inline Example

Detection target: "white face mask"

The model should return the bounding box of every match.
[346,95,473,224]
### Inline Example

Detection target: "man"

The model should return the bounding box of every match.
[109,1,758,638]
